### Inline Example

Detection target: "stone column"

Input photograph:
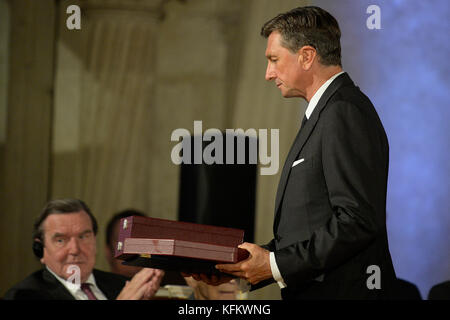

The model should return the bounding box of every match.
[0,0,57,296]
[51,0,163,271]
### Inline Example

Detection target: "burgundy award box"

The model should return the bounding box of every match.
[114,216,249,275]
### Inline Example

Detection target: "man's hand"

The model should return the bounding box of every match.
[216,242,272,285]
[142,268,164,299]
[116,268,164,300]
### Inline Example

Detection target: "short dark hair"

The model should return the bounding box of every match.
[261,6,342,66]
[33,199,98,243]
[105,209,146,249]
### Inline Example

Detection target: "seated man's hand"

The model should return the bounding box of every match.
[116,268,164,300]
[142,268,164,299]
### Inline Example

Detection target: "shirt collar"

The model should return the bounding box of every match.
[304,71,345,120]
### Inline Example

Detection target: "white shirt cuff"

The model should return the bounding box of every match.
[269,251,287,288]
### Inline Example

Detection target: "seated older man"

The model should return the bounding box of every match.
[4,198,164,300]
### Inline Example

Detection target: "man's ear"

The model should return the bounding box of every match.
[39,241,45,264]
[32,237,46,264]
[297,46,317,70]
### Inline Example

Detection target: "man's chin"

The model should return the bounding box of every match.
[280,90,304,99]
[64,263,91,278]
[279,88,295,98]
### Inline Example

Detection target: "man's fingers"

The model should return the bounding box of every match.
[222,270,243,278]
[134,281,151,300]
[238,242,254,252]
[140,268,159,282]
[117,268,164,300]
[216,262,243,272]
[143,279,159,299]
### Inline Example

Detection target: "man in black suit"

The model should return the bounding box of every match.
[4,199,164,300]
[216,6,397,299]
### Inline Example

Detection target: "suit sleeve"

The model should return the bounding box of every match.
[274,101,387,286]
[261,239,276,251]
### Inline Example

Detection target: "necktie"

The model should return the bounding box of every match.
[81,283,98,300]
[273,113,309,231]
[301,114,308,129]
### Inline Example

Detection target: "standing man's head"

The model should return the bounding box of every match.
[33,199,98,283]
[261,6,342,100]
[105,209,146,278]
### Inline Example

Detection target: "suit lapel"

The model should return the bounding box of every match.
[42,268,76,300]
[273,73,354,232]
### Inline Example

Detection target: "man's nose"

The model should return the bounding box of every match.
[265,62,275,81]
[67,237,81,254]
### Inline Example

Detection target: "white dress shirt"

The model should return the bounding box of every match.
[46,266,108,300]
[305,71,345,120]
[270,71,346,289]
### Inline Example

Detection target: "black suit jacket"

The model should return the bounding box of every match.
[428,281,450,300]
[260,73,396,299]
[4,268,128,300]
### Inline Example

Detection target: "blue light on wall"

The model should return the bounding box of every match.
[315,0,450,298]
